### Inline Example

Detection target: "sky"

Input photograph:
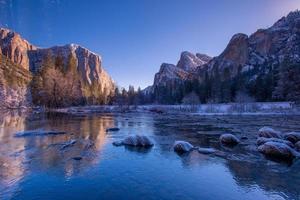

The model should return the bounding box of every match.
[0,0,299,89]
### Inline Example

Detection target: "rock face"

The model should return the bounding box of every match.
[153,52,211,87]
[0,55,32,109]
[0,28,37,70]
[29,44,113,89]
[176,51,211,72]
[0,28,115,108]
[153,63,190,87]
[201,10,300,79]
[150,52,211,103]
[145,10,300,104]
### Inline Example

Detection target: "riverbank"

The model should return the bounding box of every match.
[49,102,299,115]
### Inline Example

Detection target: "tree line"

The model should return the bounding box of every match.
[150,57,300,104]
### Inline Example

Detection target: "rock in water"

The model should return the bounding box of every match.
[283,132,300,144]
[122,135,154,147]
[106,128,120,132]
[198,147,217,154]
[112,141,123,146]
[258,142,296,160]
[219,134,240,145]
[256,137,294,148]
[173,141,194,153]
[72,157,82,161]
[15,130,66,137]
[295,141,300,152]
[258,127,282,138]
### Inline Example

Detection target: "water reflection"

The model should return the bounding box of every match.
[0,112,115,199]
[0,112,300,200]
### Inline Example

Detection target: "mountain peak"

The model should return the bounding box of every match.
[177,51,210,72]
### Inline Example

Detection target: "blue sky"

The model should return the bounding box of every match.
[0,0,299,89]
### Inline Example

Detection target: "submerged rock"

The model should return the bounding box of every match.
[173,141,194,153]
[113,135,154,147]
[197,147,217,154]
[112,141,123,146]
[15,130,66,137]
[219,134,240,145]
[106,128,120,132]
[258,142,296,160]
[295,141,300,151]
[258,127,282,138]
[256,137,294,148]
[283,132,300,144]
[72,156,82,161]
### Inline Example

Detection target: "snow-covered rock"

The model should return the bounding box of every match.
[177,51,211,72]
[258,141,297,160]
[173,141,194,153]
[295,141,300,151]
[283,132,300,144]
[256,137,294,148]
[219,133,240,145]
[113,135,154,147]
[258,127,282,138]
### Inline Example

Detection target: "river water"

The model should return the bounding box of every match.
[0,111,300,200]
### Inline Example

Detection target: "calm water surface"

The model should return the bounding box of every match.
[1,111,300,200]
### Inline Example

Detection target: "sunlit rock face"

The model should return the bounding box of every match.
[29,44,115,105]
[0,28,37,70]
[0,28,115,107]
[29,44,114,90]
[199,10,300,80]
[0,55,32,109]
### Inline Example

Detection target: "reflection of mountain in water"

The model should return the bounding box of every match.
[0,112,115,198]
[0,111,28,199]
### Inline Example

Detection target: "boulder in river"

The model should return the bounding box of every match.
[113,135,154,147]
[295,141,300,152]
[219,134,240,145]
[173,141,194,153]
[258,127,282,138]
[258,141,296,160]
[283,132,300,144]
[112,141,123,146]
[256,137,294,148]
